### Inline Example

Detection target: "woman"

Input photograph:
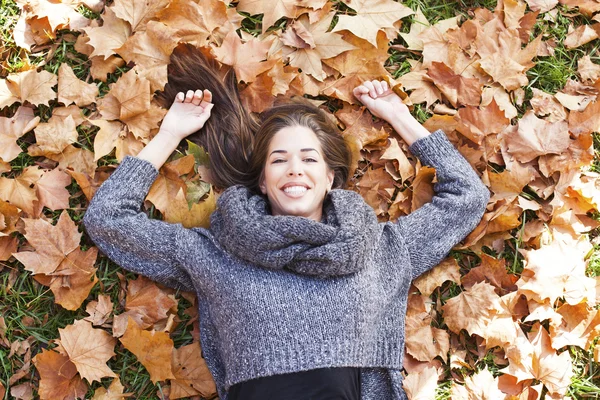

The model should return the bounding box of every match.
[83,49,490,399]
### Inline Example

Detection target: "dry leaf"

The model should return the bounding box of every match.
[58,64,99,107]
[58,319,116,383]
[119,318,176,383]
[33,349,88,400]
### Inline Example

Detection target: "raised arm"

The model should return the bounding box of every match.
[354,81,490,279]
[83,90,214,292]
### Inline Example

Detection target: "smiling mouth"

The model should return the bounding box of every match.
[282,186,309,198]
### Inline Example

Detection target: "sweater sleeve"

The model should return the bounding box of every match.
[83,156,195,292]
[387,130,490,279]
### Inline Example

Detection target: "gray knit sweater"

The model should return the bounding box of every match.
[83,129,490,399]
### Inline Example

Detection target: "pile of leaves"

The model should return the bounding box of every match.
[0,0,599,398]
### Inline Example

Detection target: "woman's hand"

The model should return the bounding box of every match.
[158,89,214,141]
[353,80,430,146]
[353,80,410,124]
[136,89,213,170]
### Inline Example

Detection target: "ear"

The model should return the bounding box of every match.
[327,169,334,191]
[259,177,267,194]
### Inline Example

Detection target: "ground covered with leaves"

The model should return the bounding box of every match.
[0,0,600,399]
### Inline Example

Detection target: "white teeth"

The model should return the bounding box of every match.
[283,186,307,194]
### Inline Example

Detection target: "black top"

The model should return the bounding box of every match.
[227,367,361,400]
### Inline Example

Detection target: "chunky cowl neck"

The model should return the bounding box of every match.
[210,185,381,277]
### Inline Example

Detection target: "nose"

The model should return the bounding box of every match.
[287,157,304,176]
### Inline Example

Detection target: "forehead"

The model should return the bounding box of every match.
[268,125,322,152]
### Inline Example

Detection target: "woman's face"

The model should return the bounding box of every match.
[260,125,334,221]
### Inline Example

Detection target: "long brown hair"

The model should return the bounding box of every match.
[157,44,259,188]
[158,44,351,192]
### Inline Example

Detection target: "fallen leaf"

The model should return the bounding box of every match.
[427,61,482,107]
[33,349,88,400]
[0,166,43,215]
[413,257,461,297]
[111,0,170,32]
[12,210,81,275]
[58,319,116,383]
[402,366,439,400]
[332,0,413,46]
[170,343,217,399]
[564,24,599,49]
[35,247,99,310]
[442,281,499,336]
[0,69,57,108]
[462,253,518,295]
[35,168,72,212]
[237,0,300,33]
[165,187,216,229]
[119,318,176,383]
[504,111,571,163]
[33,115,78,155]
[84,7,132,60]
[91,377,128,400]
[0,106,40,162]
[58,64,99,107]
[85,294,114,326]
[212,30,275,83]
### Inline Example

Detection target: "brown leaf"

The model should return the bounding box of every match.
[91,377,128,400]
[58,319,116,383]
[578,55,600,83]
[455,99,510,145]
[402,366,439,400]
[426,61,482,107]
[504,111,571,163]
[398,67,442,108]
[501,323,573,396]
[157,0,216,47]
[111,0,170,32]
[283,14,355,81]
[165,187,216,229]
[451,367,505,399]
[564,24,599,49]
[442,281,499,335]
[550,302,600,350]
[85,294,114,327]
[0,69,57,108]
[10,382,33,400]
[569,99,600,136]
[322,32,389,103]
[212,30,276,83]
[35,247,99,311]
[117,21,179,92]
[170,343,217,399]
[36,168,72,212]
[462,253,518,295]
[33,115,78,155]
[33,349,88,400]
[525,0,558,12]
[0,236,18,261]
[57,64,99,107]
[113,275,178,337]
[91,119,127,161]
[237,0,300,33]
[0,166,43,215]
[91,55,127,82]
[12,210,81,275]
[43,145,97,176]
[332,0,413,46]
[380,138,415,182]
[413,257,461,297]
[119,318,176,383]
[0,106,40,162]
[530,87,567,122]
[517,234,595,306]
[84,7,132,59]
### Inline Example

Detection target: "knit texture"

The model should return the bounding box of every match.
[211,185,381,277]
[83,129,490,399]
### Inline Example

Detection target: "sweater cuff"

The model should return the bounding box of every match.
[111,155,160,194]
[407,129,458,167]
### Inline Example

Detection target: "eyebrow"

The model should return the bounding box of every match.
[269,148,319,156]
